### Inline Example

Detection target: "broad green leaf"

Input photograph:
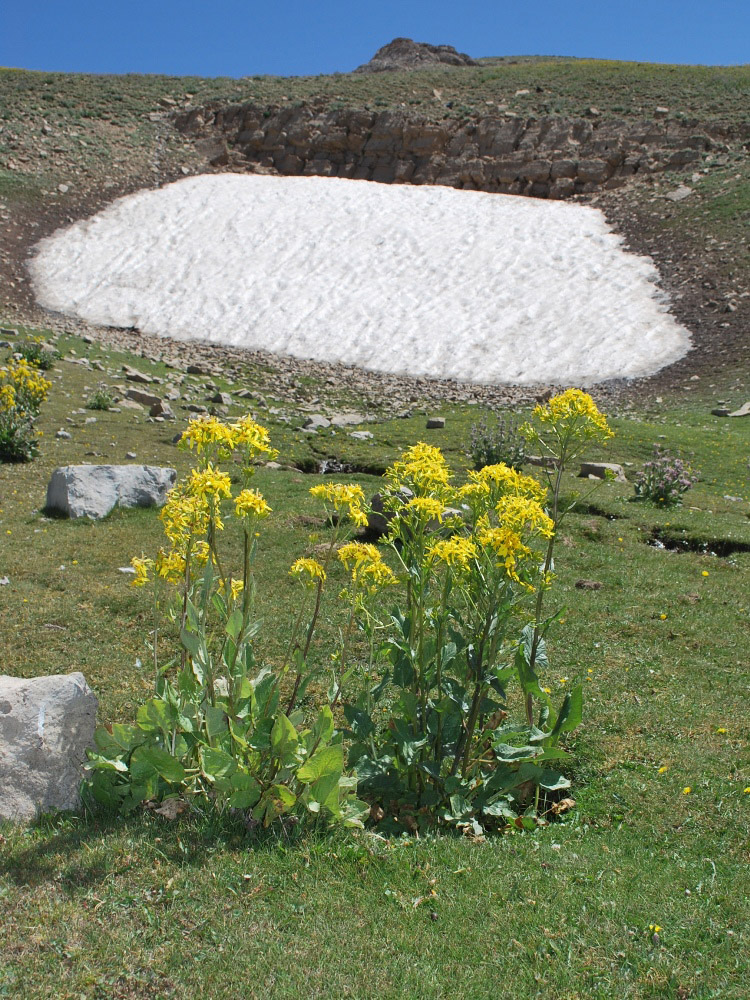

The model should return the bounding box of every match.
[226,772,261,809]
[550,686,583,741]
[204,704,228,739]
[225,609,244,642]
[538,769,571,791]
[136,698,175,735]
[343,705,374,740]
[297,744,343,784]
[270,714,298,758]
[137,745,186,784]
[201,747,237,782]
[311,705,334,748]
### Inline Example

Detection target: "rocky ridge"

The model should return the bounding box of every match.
[353,38,477,74]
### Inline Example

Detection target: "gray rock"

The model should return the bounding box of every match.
[211,391,232,406]
[728,401,750,418]
[122,365,153,384]
[125,387,162,407]
[149,401,175,420]
[426,417,445,429]
[186,363,207,375]
[578,462,627,482]
[711,408,730,417]
[349,430,374,441]
[46,465,177,520]
[187,404,208,414]
[330,412,369,427]
[119,398,144,411]
[55,429,72,440]
[303,414,331,431]
[665,185,693,203]
[0,672,98,822]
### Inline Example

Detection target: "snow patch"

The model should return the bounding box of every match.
[29,174,690,385]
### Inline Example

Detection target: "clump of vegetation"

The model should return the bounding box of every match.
[468,411,527,471]
[0,357,51,462]
[14,336,59,371]
[87,391,614,834]
[633,445,699,507]
[86,388,114,411]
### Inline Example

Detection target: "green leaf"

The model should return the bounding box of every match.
[226,772,261,809]
[225,609,244,642]
[538,769,571,791]
[201,747,237,782]
[343,705,374,740]
[271,714,299,759]
[311,705,335,747]
[550,686,583,741]
[298,744,343,784]
[137,745,186,784]
[136,698,175,735]
[204,704,228,739]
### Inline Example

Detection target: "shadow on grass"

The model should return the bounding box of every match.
[0,805,315,890]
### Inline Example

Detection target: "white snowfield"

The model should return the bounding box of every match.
[30,174,690,385]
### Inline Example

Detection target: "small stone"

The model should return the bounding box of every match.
[349,430,374,441]
[210,391,232,406]
[303,414,331,431]
[45,465,177,519]
[187,404,208,414]
[186,363,207,375]
[150,401,175,419]
[84,416,97,425]
[576,580,603,590]
[426,417,445,429]
[118,566,136,574]
[578,462,627,483]
[55,429,71,439]
[711,408,730,417]
[665,185,693,202]
[125,452,137,459]
[122,365,153,384]
[57,183,69,193]
[728,401,750,418]
[654,106,670,117]
[125,387,161,407]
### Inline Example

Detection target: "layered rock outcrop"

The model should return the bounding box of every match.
[353,37,477,73]
[174,101,729,198]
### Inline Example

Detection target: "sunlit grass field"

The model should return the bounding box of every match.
[1,330,749,999]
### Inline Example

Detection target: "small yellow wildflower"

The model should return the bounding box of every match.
[427,535,478,569]
[660,613,667,620]
[716,728,727,735]
[682,786,692,795]
[405,495,444,523]
[648,924,662,934]
[229,578,244,601]
[130,556,153,587]
[234,488,271,519]
[743,788,750,794]
[702,571,709,578]
[189,464,232,500]
[309,482,368,526]
[155,549,186,582]
[289,557,326,587]
[496,494,554,538]
[658,766,669,774]
[386,442,452,494]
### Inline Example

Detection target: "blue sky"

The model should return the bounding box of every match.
[2,1,748,76]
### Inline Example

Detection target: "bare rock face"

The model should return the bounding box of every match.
[46,464,177,519]
[0,673,98,821]
[354,37,477,74]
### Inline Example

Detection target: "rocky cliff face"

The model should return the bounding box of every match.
[173,101,734,199]
[353,37,477,73]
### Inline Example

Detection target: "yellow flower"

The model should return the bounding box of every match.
[155,549,186,583]
[404,495,445,523]
[189,463,232,500]
[716,728,727,735]
[648,924,662,934]
[427,536,478,569]
[682,786,692,794]
[229,578,244,601]
[386,442,452,494]
[702,571,709,578]
[130,556,153,587]
[476,520,531,579]
[289,557,326,587]
[743,788,750,795]
[658,766,669,774]
[531,389,612,437]
[179,415,235,457]
[338,542,396,591]
[660,613,667,620]
[230,415,278,462]
[309,482,368,526]
[470,463,547,503]
[235,488,271,519]
[495,494,554,538]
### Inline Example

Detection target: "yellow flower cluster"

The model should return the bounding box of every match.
[386,442,452,495]
[458,462,548,518]
[309,482,368,527]
[130,555,154,588]
[427,536,478,569]
[189,464,232,500]
[495,494,554,539]
[405,495,445,523]
[235,488,271,519]
[0,358,51,416]
[525,388,613,444]
[180,414,278,463]
[338,541,397,591]
[476,520,532,579]
[289,557,327,587]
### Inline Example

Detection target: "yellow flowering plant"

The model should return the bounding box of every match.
[0,354,52,462]
[85,415,368,830]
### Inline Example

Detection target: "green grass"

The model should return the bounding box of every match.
[2,330,750,998]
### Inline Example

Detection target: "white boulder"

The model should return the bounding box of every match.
[0,672,98,821]
[46,464,176,519]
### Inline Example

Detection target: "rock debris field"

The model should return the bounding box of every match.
[29,174,691,386]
